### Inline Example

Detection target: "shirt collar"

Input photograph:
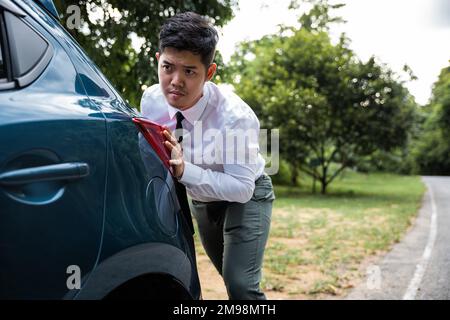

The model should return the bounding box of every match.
[166,83,210,125]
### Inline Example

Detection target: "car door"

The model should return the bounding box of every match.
[0,3,106,299]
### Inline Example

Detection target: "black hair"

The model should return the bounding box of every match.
[159,12,218,69]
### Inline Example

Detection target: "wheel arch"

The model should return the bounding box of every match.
[67,242,193,300]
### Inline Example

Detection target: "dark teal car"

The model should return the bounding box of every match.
[0,0,200,299]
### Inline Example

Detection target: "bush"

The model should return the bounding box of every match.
[355,149,414,174]
[269,159,292,185]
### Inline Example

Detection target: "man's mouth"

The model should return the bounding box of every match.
[169,90,185,96]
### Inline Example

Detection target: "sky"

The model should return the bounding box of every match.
[216,0,450,105]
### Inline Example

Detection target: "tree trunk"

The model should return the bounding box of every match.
[321,165,328,194]
[291,165,298,186]
[320,179,327,194]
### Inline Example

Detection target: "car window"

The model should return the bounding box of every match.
[3,11,48,78]
[28,4,113,98]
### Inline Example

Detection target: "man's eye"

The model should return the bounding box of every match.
[162,65,172,71]
[185,69,196,76]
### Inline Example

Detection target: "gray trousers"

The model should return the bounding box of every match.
[191,174,275,300]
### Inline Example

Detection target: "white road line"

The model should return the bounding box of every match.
[403,181,438,300]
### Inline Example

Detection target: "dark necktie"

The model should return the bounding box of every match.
[174,112,194,234]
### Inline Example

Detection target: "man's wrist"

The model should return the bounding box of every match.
[175,171,184,180]
[178,161,202,186]
[175,161,185,180]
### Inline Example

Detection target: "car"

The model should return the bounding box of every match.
[0,0,200,300]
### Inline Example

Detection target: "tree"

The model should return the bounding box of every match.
[412,64,450,175]
[289,0,346,33]
[54,0,236,107]
[228,23,417,194]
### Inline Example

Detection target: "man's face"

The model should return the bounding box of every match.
[156,47,216,110]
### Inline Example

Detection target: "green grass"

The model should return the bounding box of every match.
[261,170,426,298]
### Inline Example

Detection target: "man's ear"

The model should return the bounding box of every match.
[156,52,160,62]
[206,63,217,81]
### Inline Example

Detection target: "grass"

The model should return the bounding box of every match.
[261,170,426,298]
[194,170,426,299]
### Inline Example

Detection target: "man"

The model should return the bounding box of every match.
[140,12,275,300]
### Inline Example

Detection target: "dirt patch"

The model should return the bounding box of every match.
[195,205,411,300]
[196,251,228,300]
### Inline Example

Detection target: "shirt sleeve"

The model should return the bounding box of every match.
[179,117,261,203]
[179,161,257,203]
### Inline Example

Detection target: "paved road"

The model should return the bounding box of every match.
[347,176,450,300]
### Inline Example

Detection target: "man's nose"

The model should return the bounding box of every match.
[171,72,185,87]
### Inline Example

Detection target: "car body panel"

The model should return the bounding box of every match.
[0,0,200,299]
[0,3,106,298]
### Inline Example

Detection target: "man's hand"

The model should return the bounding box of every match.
[163,128,185,179]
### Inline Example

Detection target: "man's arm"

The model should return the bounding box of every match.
[180,161,257,203]
[163,118,262,203]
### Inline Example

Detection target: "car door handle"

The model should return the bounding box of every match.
[0,162,90,186]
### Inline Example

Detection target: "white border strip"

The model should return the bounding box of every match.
[403,182,438,300]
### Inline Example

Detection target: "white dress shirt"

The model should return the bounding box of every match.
[140,81,266,203]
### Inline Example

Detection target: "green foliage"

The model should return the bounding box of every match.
[270,159,292,186]
[54,0,236,107]
[411,65,450,175]
[289,0,346,32]
[228,23,417,193]
[356,149,414,174]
